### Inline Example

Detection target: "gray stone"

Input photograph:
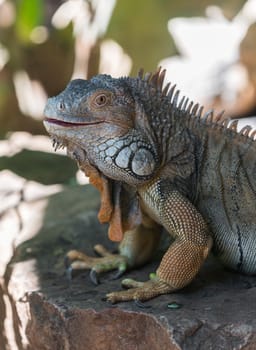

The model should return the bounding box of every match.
[1,171,256,349]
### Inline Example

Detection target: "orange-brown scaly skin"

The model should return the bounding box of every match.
[44,68,256,303]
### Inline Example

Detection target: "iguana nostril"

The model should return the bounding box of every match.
[58,101,65,111]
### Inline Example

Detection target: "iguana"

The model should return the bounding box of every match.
[43,68,256,303]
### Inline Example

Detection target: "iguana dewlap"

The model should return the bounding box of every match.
[43,68,256,303]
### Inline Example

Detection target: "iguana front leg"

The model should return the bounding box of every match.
[106,190,212,303]
[65,216,162,284]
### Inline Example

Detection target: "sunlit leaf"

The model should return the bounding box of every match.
[15,0,44,43]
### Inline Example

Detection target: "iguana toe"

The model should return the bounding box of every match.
[106,276,174,303]
[64,247,128,284]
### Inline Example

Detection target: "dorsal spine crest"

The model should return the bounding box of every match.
[135,67,256,141]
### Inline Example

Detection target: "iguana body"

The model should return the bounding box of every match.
[44,68,256,302]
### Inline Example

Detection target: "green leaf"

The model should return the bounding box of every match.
[15,0,44,43]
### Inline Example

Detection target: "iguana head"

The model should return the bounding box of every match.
[44,73,159,185]
[44,75,134,140]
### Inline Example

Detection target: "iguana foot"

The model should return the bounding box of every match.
[65,245,128,284]
[106,276,174,303]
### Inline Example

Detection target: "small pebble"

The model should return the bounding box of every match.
[167,302,182,309]
[149,272,157,280]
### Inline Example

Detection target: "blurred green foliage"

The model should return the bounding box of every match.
[0,0,247,136]
[15,0,44,43]
[107,0,246,74]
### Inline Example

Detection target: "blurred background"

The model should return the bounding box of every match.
[0,0,255,185]
[0,0,256,137]
[0,2,256,348]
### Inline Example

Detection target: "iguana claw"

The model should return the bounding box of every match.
[64,246,128,284]
[66,265,73,281]
[90,269,99,285]
[134,299,152,309]
[110,268,126,280]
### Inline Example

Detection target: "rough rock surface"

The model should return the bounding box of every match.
[1,135,256,350]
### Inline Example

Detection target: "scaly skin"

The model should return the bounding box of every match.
[43,68,256,303]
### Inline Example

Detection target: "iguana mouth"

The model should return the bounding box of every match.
[44,117,104,127]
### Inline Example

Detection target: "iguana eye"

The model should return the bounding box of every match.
[93,93,108,107]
